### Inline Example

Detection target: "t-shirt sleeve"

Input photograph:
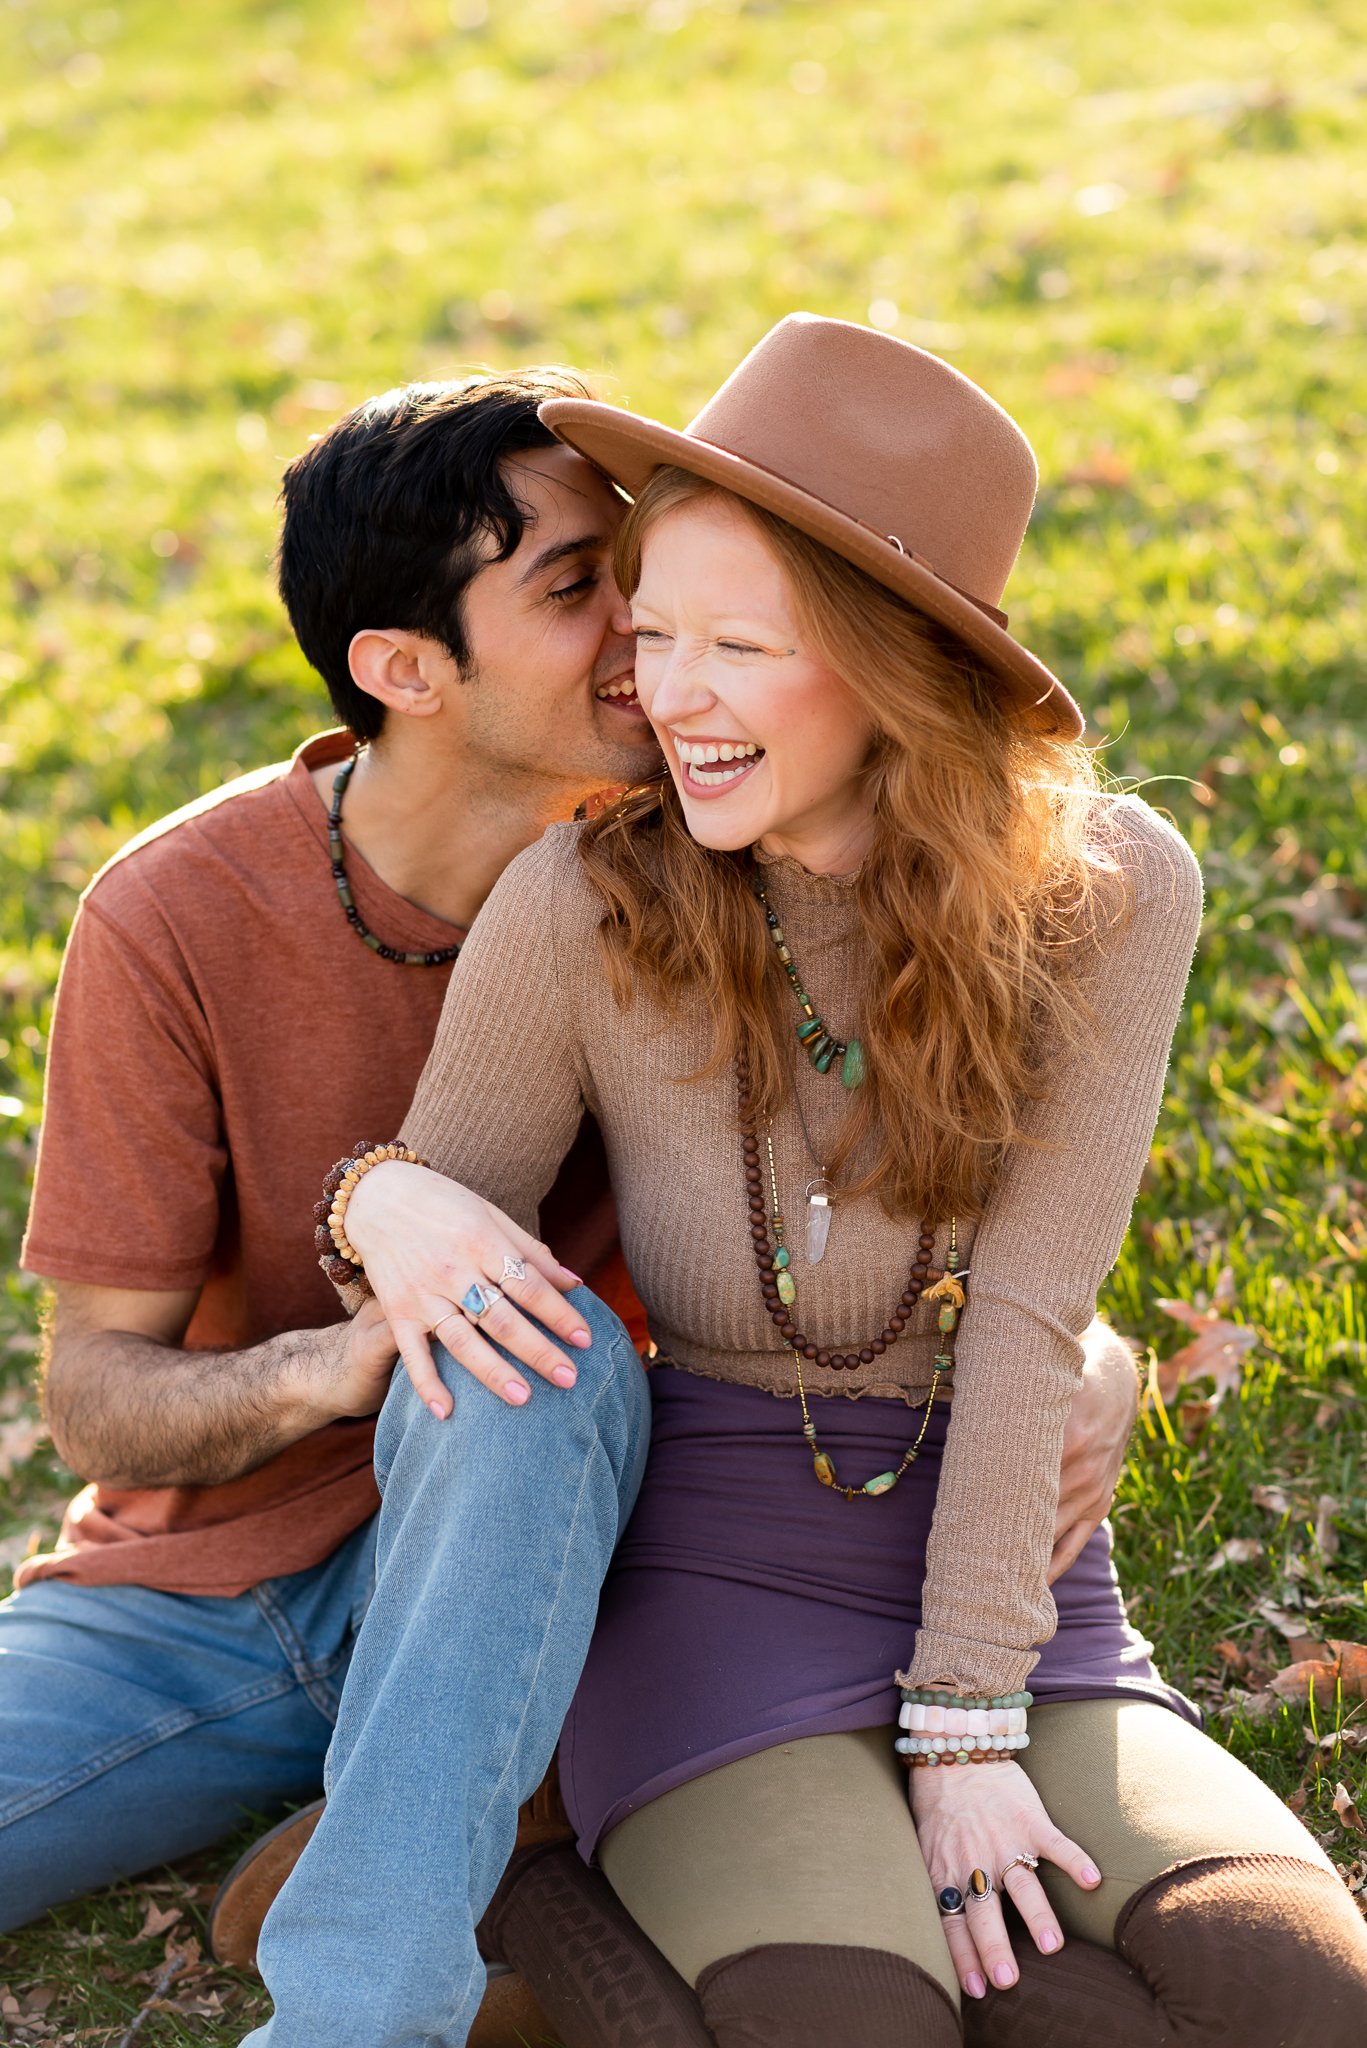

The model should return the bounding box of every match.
[21,889,226,1291]
[899,804,1203,1698]
[399,829,588,1231]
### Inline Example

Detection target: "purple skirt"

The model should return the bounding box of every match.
[561,1366,1198,1859]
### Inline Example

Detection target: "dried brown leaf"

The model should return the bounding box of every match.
[1333,1783,1365,1835]
[1286,1783,1309,1815]
[134,1899,181,1941]
[1251,1483,1291,1515]
[1205,1537,1263,1573]
[1154,1303,1259,1404]
[1314,1495,1341,1560]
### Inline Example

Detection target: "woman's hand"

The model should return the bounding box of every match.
[343,1160,593,1417]
[908,1761,1101,1999]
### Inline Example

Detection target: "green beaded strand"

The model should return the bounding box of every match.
[754,878,864,1088]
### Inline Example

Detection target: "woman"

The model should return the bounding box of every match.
[338,316,1367,2044]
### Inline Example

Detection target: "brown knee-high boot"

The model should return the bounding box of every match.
[964,1853,1367,2048]
[479,1843,714,2048]
[696,1943,961,2048]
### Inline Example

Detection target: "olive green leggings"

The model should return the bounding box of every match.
[598,1700,1334,2009]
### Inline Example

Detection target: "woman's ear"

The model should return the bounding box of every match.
[348,629,453,721]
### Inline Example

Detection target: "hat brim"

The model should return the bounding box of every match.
[541,398,1084,742]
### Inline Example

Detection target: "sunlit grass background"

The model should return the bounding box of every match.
[1,0,1364,2035]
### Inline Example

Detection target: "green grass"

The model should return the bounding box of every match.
[2,0,1365,2034]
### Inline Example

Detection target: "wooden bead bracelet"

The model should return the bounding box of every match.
[313,1140,427,1292]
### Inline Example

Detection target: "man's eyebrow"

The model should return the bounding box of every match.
[515,532,609,588]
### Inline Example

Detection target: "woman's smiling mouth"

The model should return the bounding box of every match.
[672,733,766,795]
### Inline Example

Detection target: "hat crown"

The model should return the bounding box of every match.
[683,313,1038,607]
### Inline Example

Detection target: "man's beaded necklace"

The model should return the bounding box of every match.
[328,750,463,968]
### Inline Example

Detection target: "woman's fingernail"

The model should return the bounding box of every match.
[1082,1863,1102,1886]
[993,1964,1016,1988]
[505,1382,530,1405]
[570,1328,592,1348]
[552,1364,577,1387]
[965,1973,986,2000]
[428,1400,447,1420]
[566,1274,584,1287]
[1039,1928,1059,1953]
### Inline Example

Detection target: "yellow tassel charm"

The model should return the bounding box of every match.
[925,1272,967,1310]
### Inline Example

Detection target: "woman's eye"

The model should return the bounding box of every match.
[548,573,598,604]
[719,640,764,656]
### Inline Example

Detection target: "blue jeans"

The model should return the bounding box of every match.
[1,1290,649,2048]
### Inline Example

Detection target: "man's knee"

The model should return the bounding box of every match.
[1117,1853,1367,2044]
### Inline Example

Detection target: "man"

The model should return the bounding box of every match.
[2,371,1139,2042]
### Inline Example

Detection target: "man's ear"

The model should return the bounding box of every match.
[348,629,454,720]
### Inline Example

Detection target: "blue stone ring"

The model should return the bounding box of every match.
[936,1887,966,1917]
[460,1281,504,1322]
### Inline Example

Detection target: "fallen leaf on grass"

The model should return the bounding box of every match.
[1205,1537,1263,1572]
[134,1899,182,1941]
[1252,1483,1291,1515]
[1314,1495,1341,1561]
[1154,1299,1259,1404]
[1286,1784,1309,1815]
[1334,1783,1365,1835]
[1268,1639,1367,1704]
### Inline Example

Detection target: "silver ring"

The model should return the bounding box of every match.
[1001,1853,1040,1881]
[500,1255,528,1284]
[459,1281,504,1322]
[431,1310,463,1341]
[966,1869,995,1904]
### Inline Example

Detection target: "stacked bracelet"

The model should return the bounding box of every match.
[313,1141,428,1291]
[900,1689,1033,1710]
[895,1688,1032,1769]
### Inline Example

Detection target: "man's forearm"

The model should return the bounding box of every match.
[43,1325,338,1489]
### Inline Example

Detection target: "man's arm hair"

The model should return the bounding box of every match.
[40,1281,343,1489]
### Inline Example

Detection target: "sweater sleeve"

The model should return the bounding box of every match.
[398,827,589,1231]
[899,801,1203,1698]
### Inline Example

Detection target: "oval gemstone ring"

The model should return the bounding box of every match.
[460,1281,504,1322]
[936,1887,966,1917]
[500,1255,528,1284]
[967,1869,995,1903]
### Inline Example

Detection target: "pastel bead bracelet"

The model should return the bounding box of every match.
[898,1702,1029,1735]
[895,1731,1030,1758]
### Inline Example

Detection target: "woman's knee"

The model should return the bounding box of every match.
[696,1942,960,2048]
[1117,1853,1367,2045]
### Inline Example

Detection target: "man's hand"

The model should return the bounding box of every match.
[284,1297,399,1428]
[1049,1320,1141,1583]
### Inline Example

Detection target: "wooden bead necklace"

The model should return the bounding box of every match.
[737,1051,966,1500]
[328,750,464,968]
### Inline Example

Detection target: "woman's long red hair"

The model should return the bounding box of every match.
[579,468,1121,1223]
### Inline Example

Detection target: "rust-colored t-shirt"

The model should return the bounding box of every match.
[18,731,641,1597]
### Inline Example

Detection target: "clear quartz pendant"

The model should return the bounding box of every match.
[805,1179,834,1265]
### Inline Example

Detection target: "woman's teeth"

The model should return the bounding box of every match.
[595,677,637,701]
[673,737,763,786]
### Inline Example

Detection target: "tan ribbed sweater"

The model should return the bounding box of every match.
[401,795,1202,1696]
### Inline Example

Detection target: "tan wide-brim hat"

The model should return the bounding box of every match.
[541,312,1083,740]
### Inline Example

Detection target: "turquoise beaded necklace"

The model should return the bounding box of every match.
[754,876,865,1088]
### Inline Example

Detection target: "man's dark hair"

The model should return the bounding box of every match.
[277,367,592,741]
